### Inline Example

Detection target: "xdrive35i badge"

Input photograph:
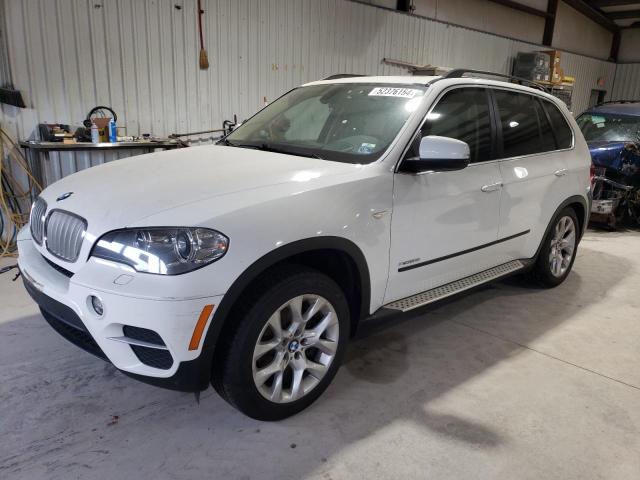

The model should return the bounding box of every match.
[56,192,73,202]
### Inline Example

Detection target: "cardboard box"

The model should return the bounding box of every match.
[93,117,112,142]
[541,50,563,84]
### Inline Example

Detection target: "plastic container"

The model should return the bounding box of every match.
[108,119,117,143]
[90,122,99,144]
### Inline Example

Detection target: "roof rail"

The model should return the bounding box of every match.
[323,74,366,80]
[595,99,640,106]
[440,69,549,92]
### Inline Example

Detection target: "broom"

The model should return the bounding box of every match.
[198,0,209,69]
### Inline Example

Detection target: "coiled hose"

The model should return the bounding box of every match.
[0,127,42,259]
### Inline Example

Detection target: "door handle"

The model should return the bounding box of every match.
[554,169,568,177]
[481,182,502,192]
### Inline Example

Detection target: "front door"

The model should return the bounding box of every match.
[385,87,503,303]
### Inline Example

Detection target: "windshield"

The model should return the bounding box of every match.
[222,84,427,164]
[576,112,640,143]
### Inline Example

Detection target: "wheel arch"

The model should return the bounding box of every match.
[534,194,589,260]
[202,236,371,352]
[560,195,588,239]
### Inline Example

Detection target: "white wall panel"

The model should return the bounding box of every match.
[552,1,614,61]
[413,0,544,44]
[0,0,617,185]
[562,51,617,115]
[611,63,640,101]
[618,30,640,63]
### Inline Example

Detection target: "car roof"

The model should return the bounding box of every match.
[585,102,640,117]
[303,75,561,104]
[303,75,440,86]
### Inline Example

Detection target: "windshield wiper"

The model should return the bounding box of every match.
[218,139,263,150]
[254,143,325,160]
[221,140,324,159]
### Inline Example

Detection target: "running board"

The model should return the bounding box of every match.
[384,260,526,312]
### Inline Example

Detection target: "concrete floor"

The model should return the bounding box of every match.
[1,229,639,480]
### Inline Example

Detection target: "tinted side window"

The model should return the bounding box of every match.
[494,90,555,157]
[420,88,493,163]
[543,100,573,149]
[535,99,557,152]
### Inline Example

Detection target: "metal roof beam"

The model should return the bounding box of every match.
[607,9,640,19]
[486,0,552,18]
[591,0,640,7]
[562,0,619,33]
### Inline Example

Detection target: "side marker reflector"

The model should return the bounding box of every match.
[189,304,214,351]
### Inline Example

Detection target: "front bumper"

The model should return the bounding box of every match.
[17,229,224,392]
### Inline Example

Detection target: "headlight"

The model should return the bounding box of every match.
[91,227,229,275]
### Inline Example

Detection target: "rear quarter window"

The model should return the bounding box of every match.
[542,100,573,149]
[494,89,556,157]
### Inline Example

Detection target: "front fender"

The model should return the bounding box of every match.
[201,236,371,352]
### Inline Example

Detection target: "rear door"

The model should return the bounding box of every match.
[385,86,504,303]
[491,89,572,261]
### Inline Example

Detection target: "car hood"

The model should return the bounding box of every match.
[38,145,358,232]
[588,140,640,175]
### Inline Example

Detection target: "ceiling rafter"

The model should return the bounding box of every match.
[591,0,640,7]
[606,9,640,19]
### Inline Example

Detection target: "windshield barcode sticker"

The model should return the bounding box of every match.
[369,87,418,98]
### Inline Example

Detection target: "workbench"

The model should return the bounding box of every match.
[20,140,181,190]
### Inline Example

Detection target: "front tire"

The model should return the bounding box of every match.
[212,266,350,420]
[530,207,579,287]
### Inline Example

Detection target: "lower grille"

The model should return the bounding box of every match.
[40,308,107,361]
[130,345,173,370]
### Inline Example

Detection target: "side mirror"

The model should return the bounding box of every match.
[401,135,470,173]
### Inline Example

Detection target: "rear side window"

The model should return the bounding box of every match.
[494,90,556,157]
[419,87,493,163]
[543,100,573,149]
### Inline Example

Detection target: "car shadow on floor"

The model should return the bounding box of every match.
[0,246,631,479]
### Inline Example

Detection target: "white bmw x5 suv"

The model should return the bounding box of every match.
[19,71,591,420]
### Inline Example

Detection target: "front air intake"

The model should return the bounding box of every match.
[111,326,174,370]
[130,345,174,370]
[122,326,166,346]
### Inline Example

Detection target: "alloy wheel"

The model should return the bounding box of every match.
[251,294,339,403]
[548,215,576,277]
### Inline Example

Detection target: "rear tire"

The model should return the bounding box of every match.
[211,265,350,420]
[529,207,579,288]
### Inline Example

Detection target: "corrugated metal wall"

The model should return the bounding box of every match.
[1,0,618,185]
[0,0,12,87]
[560,51,617,113]
[611,64,640,101]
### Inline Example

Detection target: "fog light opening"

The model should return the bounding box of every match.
[89,295,104,316]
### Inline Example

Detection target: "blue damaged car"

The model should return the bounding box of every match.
[577,101,640,229]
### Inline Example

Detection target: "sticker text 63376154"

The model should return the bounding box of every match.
[368,87,418,98]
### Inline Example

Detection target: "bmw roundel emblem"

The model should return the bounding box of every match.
[56,192,74,202]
